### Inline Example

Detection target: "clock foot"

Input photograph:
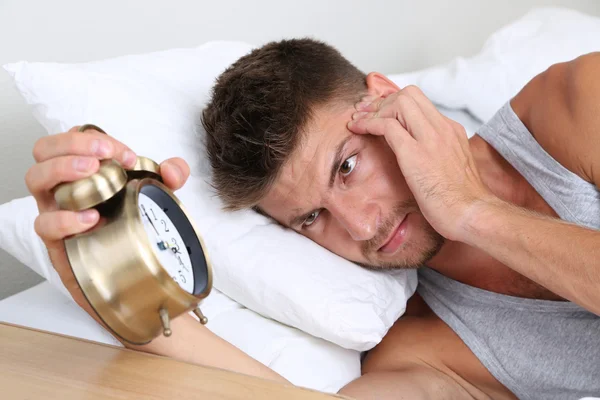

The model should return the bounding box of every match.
[159,308,172,337]
[193,307,208,325]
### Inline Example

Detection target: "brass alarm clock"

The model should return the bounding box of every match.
[53,125,213,345]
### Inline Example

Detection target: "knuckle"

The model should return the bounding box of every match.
[55,212,73,233]
[32,137,47,161]
[33,215,45,237]
[403,85,423,96]
[79,125,96,133]
[65,133,84,154]
[24,168,35,191]
[395,93,412,108]
[56,157,72,177]
[448,119,465,134]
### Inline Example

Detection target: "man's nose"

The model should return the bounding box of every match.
[327,200,380,242]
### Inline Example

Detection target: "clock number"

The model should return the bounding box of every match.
[181,262,190,273]
[170,238,180,252]
[179,274,186,284]
[161,219,170,232]
[150,208,158,220]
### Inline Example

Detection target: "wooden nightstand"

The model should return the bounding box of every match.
[0,322,351,399]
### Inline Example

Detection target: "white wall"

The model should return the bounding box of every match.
[1,0,599,299]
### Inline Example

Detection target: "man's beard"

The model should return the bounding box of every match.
[358,200,444,271]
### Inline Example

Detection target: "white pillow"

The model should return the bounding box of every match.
[3,40,417,351]
[0,196,361,393]
[395,7,600,123]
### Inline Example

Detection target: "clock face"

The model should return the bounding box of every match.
[138,192,195,293]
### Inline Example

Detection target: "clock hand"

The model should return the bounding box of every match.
[140,204,160,236]
[140,204,170,251]
[170,247,190,272]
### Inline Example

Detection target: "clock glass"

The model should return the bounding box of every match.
[137,184,209,296]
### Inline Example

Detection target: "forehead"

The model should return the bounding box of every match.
[258,104,354,226]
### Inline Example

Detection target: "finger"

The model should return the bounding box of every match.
[354,93,433,141]
[400,86,473,160]
[32,130,137,169]
[348,117,415,153]
[34,209,99,242]
[352,111,375,120]
[355,96,385,112]
[25,156,100,198]
[359,94,378,103]
[160,157,190,191]
[401,85,453,135]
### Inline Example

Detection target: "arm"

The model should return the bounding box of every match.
[462,52,600,314]
[512,52,600,186]
[463,199,600,315]
[124,314,287,382]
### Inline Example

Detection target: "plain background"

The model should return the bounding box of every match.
[1,0,599,300]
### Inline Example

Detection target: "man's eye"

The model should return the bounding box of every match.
[303,210,321,227]
[339,155,357,177]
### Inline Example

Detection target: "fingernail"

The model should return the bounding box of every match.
[74,157,93,172]
[93,140,112,158]
[78,209,98,224]
[353,111,368,120]
[355,101,370,111]
[121,150,136,167]
[361,95,377,102]
[172,163,183,182]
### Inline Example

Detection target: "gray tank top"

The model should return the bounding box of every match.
[417,102,600,400]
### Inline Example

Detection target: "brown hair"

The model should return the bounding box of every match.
[202,38,367,211]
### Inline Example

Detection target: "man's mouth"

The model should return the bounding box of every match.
[378,214,410,254]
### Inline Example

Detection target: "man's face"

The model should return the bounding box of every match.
[258,92,443,270]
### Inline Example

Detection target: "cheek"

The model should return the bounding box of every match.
[303,218,364,262]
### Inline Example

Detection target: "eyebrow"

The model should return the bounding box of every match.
[287,135,352,228]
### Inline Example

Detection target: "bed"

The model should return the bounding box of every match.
[1,3,599,397]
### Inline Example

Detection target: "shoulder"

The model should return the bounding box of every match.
[511,52,600,185]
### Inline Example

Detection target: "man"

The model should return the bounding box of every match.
[26,39,599,399]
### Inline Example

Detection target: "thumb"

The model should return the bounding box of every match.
[160,157,190,191]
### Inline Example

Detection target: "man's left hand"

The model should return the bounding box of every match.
[347,86,498,241]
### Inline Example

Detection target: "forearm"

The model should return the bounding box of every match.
[462,199,600,314]
[123,313,288,383]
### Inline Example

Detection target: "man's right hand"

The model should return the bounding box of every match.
[24,126,289,383]
[24,125,190,322]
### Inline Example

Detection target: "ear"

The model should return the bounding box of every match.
[365,72,401,98]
